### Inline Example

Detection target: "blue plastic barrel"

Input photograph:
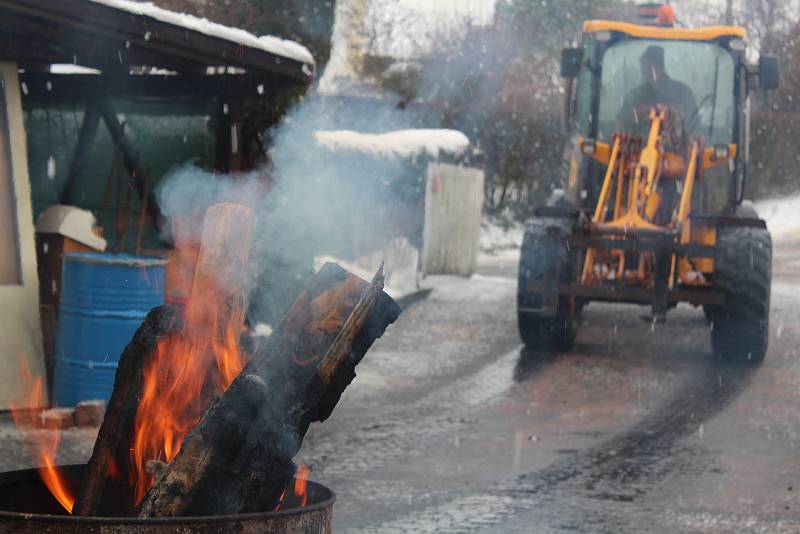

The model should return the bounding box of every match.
[53,253,166,406]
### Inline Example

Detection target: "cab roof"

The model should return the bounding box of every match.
[583,20,746,41]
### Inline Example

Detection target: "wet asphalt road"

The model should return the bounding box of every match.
[1,239,798,532]
[297,236,800,533]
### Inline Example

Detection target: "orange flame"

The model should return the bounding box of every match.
[274,489,287,511]
[294,464,310,507]
[130,287,246,504]
[10,361,76,513]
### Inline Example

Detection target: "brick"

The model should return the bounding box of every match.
[39,408,74,430]
[74,400,106,427]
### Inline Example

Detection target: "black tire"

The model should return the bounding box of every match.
[702,201,760,324]
[709,226,772,363]
[517,217,579,351]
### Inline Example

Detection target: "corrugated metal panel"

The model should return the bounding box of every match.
[422,163,484,276]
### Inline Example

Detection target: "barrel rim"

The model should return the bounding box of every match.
[0,465,335,524]
[62,253,168,267]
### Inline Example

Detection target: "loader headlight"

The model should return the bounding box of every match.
[713,144,730,160]
[729,38,746,52]
[595,30,612,43]
[581,140,596,155]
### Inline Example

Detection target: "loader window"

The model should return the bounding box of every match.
[598,40,735,144]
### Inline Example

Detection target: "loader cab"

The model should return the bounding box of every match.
[561,21,779,214]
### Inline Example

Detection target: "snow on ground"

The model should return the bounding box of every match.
[314,238,420,300]
[89,0,315,66]
[475,190,800,258]
[757,193,800,237]
[479,216,523,254]
[314,129,470,160]
[479,213,523,268]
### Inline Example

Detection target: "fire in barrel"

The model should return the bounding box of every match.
[4,202,401,533]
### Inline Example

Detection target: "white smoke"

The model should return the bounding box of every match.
[155,0,491,322]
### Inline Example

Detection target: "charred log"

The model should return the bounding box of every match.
[76,202,254,516]
[73,305,178,516]
[138,263,400,517]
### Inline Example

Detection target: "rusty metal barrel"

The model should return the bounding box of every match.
[0,465,334,533]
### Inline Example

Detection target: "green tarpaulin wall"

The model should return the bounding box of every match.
[24,99,217,251]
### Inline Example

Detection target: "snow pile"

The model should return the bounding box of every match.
[314,129,470,160]
[479,215,524,255]
[49,64,101,75]
[89,0,315,66]
[313,238,420,300]
[35,205,107,251]
[757,193,800,237]
[50,64,178,76]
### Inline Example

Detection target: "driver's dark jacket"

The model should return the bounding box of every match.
[616,77,697,132]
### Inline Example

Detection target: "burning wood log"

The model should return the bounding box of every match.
[72,305,178,516]
[184,202,253,343]
[138,263,400,517]
[75,202,254,516]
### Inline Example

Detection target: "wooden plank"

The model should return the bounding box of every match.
[0,62,45,410]
[186,203,254,341]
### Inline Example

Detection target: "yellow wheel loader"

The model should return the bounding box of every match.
[517,11,780,362]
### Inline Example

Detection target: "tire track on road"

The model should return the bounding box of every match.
[301,345,528,476]
[374,361,759,533]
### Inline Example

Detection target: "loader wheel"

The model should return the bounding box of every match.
[709,226,772,363]
[517,217,579,352]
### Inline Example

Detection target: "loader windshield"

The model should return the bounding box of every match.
[597,39,735,144]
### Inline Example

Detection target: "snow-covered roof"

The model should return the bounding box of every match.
[314,129,471,159]
[89,0,315,67]
[49,64,101,75]
[48,65,179,76]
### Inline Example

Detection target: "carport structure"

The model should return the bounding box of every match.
[0,0,314,408]
[0,0,314,219]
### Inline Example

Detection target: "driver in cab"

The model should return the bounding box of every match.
[616,45,697,132]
